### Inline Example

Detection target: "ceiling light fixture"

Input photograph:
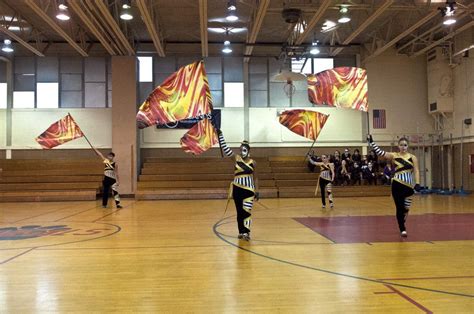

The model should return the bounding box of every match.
[120,0,133,20]
[226,11,238,22]
[227,0,237,11]
[321,20,337,32]
[56,3,70,21]
[338,6,351,23]
[1,39,13,53]
[310,41,320,55]
[222,40,232,54]
[440,1,456,25]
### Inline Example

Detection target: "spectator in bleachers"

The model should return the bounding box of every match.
[341,148,351,161]
[362,162,377,185]
[382,163,395,185]
[340,159,351,186]
[351,161,362,185]
[331,152,342,186]
[352,149,362,163]
[367,149,379,171]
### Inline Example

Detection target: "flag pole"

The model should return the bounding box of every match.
[303,139,316,165]
[67,112,95,151]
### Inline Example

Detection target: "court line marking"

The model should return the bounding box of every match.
[213,216,474,299]
[378,275,474,281]
[9,203,85,224]
[92,201,137,222]
[54,205,102,222]
[382,284,433,313]
[0,248,36,265]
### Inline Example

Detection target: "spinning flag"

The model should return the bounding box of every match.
[279,109,329,141]
[307,67,368,112]
[136,61,213,129]
[35,114,84,149]
[180,118,218,155]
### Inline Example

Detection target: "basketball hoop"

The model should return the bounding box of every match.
[273,71,306,98]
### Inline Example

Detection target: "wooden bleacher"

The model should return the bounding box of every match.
[136,156,391,200]
[0,159,102,202]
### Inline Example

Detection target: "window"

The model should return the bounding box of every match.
[313,58,334,73]
[13,91,34,108]
[291,58,312,74]
[224,82,244,107]
[0,83,6,108]
[138,56,153,82]
[37,83,59,108]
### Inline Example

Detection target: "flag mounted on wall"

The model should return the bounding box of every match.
[373,109,386,129]
[35,113,84,149]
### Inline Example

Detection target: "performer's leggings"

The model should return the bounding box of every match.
[391,180,414,232]
[319,178,333,206]
[232,185,255,234]
[102,176,121,207]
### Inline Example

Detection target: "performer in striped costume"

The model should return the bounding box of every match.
[308,154,335,208]
[367,135,420,237]
[93,147,122,209]
[218,130,259,241]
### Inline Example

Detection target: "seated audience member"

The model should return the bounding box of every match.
[340,159,351,186]
[362,162,377,185]
[341,148,351,162]
[351,161,362,185]
[352,149,362,163]
[367,149,379,171]
[381,163,395,185]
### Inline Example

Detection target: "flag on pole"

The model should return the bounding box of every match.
[373,109,386,129]
[35,114,84,149]
[136,61,213,129]
[278,109,329,141]
[180,118,218,155]
[307,67,368,112]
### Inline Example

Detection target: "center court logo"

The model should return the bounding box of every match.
[0,223,121,249]
[0,225,73,240]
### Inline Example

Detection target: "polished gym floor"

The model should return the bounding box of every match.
[0,194,472,312]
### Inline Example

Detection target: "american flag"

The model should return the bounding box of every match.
[373,109,386,129]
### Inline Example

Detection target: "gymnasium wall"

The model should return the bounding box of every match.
[0,109,5,147]
[365,49,432,141]
[8,109,111,149]
[452,55,474,141]
[141,107,365,148]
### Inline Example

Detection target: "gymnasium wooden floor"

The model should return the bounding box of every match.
[0,194,472,312]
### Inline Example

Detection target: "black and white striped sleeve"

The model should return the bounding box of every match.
[369,140,386,157]
[218,131,234,157]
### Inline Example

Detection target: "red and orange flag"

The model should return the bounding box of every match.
[180,118,218,155]
[136,61,213,129]
[35,114,84,149]
[279,109,329,141]
[307,67,368,112]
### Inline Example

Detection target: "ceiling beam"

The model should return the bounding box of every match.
[244,0,270,62]
[411,20,474,57]
[295,0,332,45]
[94,0,134,56]
[0,25,44,56]
[137,0,165,57]
[25,0,88,57]
[363,9,439,62]
[68,1,116,55]
[397,4,474,53]
[331,0,393,56]
[198,0,208,58]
